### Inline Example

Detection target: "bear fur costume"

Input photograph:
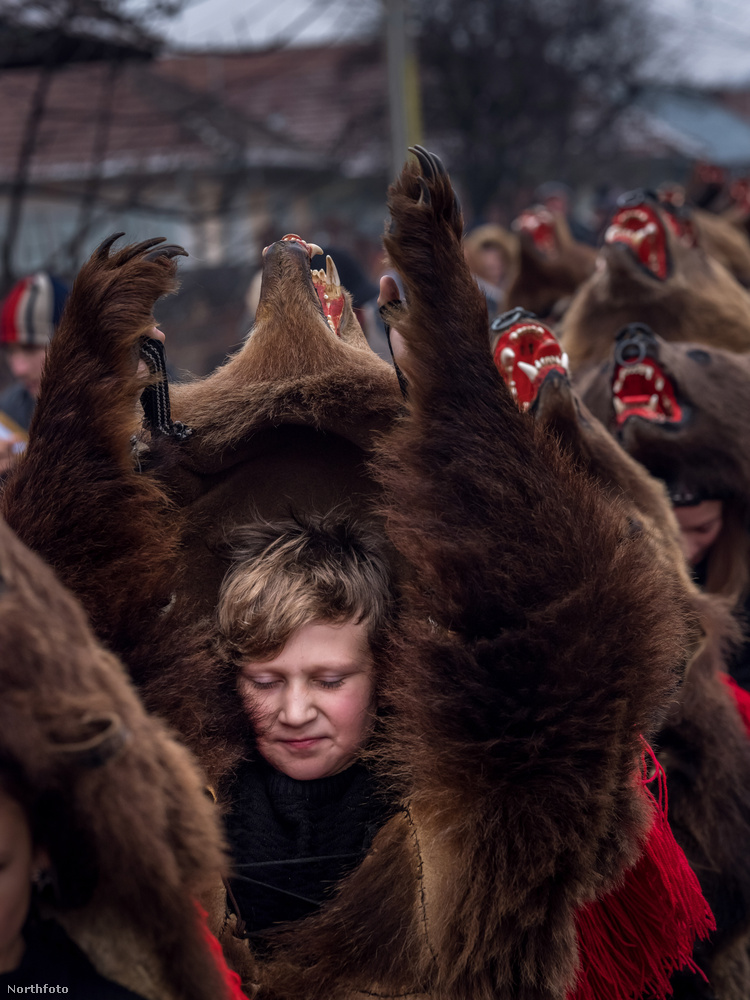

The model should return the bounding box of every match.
[1,231,403,785]
[3,150,706,999]
[0,514,240,1000]
[577,328,750,522]
[244,154,707,998]
[692,207,750,288]
[505,206,596,320]
[559,191,750,374]
[490,312,750,999]
[576,324,750,691]
[655,187,750,289]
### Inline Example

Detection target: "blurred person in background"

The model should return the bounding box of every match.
[0,273,68,474]
[463,224,519,321]
[0,763,149,996]
[534,181,597,246]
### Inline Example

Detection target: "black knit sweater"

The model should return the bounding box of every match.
[224,758,391,941]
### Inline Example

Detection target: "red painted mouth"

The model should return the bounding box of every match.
[612,357,682,427]
[493,317,568,410]
[605,205,670,280]
[513,207,558,257]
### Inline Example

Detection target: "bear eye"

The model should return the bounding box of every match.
[687,349,710,366]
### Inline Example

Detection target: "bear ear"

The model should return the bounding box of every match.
[48,712,129,769]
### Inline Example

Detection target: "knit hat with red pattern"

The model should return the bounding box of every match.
[0,272,69,347]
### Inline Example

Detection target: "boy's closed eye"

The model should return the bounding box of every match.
[244,675,348,691]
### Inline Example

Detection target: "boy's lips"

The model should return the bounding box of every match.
[280,737,325,751]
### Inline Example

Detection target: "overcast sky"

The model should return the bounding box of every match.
[156,0,750,87]
[158,0,376,52]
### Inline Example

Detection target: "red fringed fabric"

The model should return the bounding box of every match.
[570,741,715,1000]
[720,672,750,736]
[194,901,247,1000]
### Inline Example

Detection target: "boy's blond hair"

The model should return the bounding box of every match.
[217,513,393,661]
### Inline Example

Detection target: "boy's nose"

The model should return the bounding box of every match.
[279,685,317,726]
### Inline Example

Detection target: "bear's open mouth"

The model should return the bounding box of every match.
[513,207,558,258]
[310,254,345,337]
[604,204,670,280]
[492,313,568,410]
[612,356,683,427]
[266,235,346,337]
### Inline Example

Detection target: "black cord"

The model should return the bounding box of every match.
[232,853,361,868]
[138,337,192,440]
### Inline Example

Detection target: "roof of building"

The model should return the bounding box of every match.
[632,87,750,166]
[0,43,388,185]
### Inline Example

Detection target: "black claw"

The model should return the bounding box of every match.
[120,236,168,263]
[417,176,431,207]
[430,150,448,178]
[411,144,448,182]
[409,145,435,181]
[97,232,126,258]
[145,244,188,262]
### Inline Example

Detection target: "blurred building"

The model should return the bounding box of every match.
[8,34,750,375]
[616,86,750,177]
[0,43,393,374]
[0,45,390,275]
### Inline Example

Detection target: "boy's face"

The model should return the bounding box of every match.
[239,619,376,781]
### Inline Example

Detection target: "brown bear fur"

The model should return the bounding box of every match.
[505,209,596,320]
[577,336,750,518]
[3,160,702,999]
[578,332,750,608]
[165,237,402,619]
[693,207,750,288]
[528,364,750,998]
[249,152,701,999]
[0,513,237,1000]
[560,196,750,374]
[2,235,403,784]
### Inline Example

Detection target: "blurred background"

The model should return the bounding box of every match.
[2,0,750,375]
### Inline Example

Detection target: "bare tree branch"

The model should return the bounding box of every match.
[413,0,655,218]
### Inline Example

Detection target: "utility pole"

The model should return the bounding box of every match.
[385,0,422,179]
